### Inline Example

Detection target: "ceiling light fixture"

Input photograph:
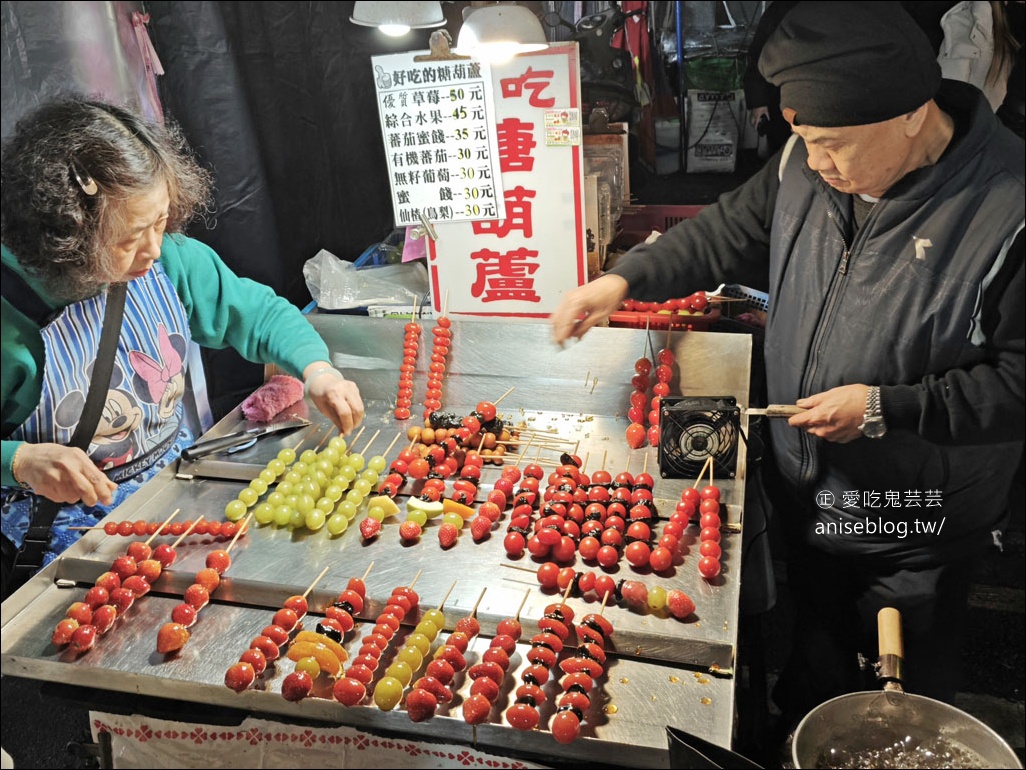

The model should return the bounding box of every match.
[455,2,548,62]
[350,1,446,38]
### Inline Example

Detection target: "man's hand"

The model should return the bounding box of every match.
[303,362,365,435]
[549,274,630,345]
[788,384,870,443]
[15,443,117,506]
[749,106,770,128]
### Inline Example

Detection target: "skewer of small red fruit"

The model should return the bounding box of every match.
[53,508,183,654]
[461,588,529,728]
[626,320,652,449]
[423,293,453,421]
[689,457,723,579]
[647,327,677,447]
[332,569,422,706]
[505,582,575,731]
[224,563,351,693]
[394,297,421,421]
[279,567,367,700]
[550,591,615,744]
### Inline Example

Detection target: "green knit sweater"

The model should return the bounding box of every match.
[1,234,329,486]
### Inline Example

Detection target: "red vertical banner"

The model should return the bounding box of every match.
[428,44,587,318]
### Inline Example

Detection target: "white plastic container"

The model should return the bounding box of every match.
[654,118,682,175]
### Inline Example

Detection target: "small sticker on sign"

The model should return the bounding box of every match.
[544,108,581,127]
[546,126,581,146]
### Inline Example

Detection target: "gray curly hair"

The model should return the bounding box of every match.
[1,96,213,301]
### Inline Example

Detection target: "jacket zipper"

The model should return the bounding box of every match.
[796,205,865,488]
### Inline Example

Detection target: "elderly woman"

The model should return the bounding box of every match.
[1,96,363,591]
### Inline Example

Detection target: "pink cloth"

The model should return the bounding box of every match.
[240,374,304,422]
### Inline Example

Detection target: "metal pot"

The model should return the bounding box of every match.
[792,608,1022,769]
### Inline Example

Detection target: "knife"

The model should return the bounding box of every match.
[175,457,268,482]
[181,416,310,461]
[745,404,807,417]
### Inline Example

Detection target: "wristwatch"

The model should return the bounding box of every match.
[858,385,887,439]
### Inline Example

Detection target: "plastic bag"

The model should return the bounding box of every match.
[303,249,429,310]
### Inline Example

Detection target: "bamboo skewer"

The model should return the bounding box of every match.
[361,561,375,582]
[294,424,320,451]
[225,512,252,553]
[345,425,367,454]
[469,586,487,618]
[492,386,515,406]
[170,516,205,549]
[692,456,714,489]
[359,429,382,455]
[514,588,530,621]
[409,569,423,588]
[381,431,402,459]
[499,563,536,574]
[146,508,181,544]
[302,565,331,599]
[437,579,457,611]
[513,438,534,467]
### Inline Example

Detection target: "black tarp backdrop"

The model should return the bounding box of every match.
[146,1,452,417]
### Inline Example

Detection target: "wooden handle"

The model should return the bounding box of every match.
[877,607,904,659]
[747,404,807,417]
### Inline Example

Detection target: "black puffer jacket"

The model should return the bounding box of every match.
[611,80,1024,566]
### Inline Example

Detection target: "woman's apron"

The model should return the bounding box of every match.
[2,263,194,567]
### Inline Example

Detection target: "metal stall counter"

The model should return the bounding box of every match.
[2,315,756,768]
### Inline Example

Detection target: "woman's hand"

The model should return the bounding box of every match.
[549,274,630,345]
[14,443,117,505]
[788,384,869,443]
[303,362,365,435]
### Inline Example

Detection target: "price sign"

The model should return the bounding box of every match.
[372,53,506,225]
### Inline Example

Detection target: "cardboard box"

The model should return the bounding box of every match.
[685,89,744,173]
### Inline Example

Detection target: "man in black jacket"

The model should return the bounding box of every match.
[551,1,1024,724]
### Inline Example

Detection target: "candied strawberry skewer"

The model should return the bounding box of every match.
[551,591,614,743]
[333,570,422,706]
[157,515,250,655]
[52,508,182,655]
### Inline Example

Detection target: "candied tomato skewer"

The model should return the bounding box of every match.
[551,592,615,744]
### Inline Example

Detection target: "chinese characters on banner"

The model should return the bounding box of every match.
[372,53,506,225]
[428,45,587,317]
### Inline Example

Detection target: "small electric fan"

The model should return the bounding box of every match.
[658,396,742,480]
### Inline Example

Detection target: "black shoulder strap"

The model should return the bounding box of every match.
[0,262,63,327]
[7,282,127,591]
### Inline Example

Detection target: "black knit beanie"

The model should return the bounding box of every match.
[758,1,941,127]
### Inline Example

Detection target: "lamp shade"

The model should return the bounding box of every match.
[455,3,549,60]
[350,1,445,36]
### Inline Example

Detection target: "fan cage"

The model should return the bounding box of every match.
[658,396,741,480]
